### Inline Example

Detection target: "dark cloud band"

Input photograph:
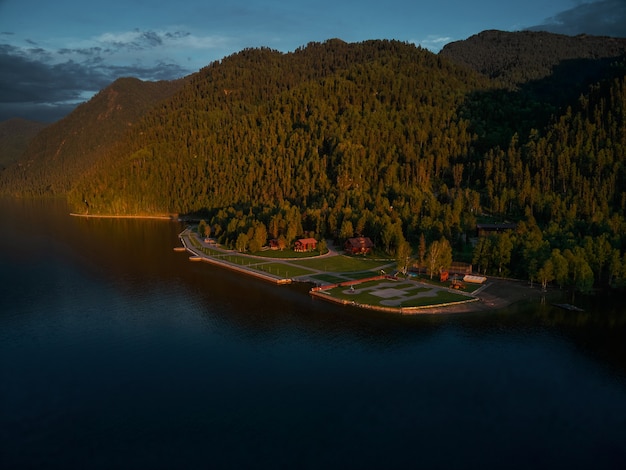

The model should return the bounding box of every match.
[527,0,626,37]
[0,39,189,122]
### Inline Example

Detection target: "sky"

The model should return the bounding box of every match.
[1,0,625,122]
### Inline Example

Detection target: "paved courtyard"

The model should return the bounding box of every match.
[336,279,474,308]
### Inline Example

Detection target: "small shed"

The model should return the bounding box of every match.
[294,238,318,252]
[449,262,472,274]
[344,237,374,255]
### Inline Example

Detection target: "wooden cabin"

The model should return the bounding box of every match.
[344,237,374,255]
[294,238,317,252]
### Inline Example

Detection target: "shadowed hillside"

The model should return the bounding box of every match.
[0,77,185,195]
[0,118,47,169]
[440,30,626,87]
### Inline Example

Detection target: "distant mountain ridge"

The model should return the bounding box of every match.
[440,29,626,86]
[0,77,184,194]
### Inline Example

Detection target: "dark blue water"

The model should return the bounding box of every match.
[1,199,626,469]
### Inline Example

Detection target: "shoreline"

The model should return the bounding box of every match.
[310,288,481,315]
[308,276,543,315]
[179,230,291,285]
[70,213,177,220]
[177,228,545,315]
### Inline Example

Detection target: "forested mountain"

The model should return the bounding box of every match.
[0,118,47,170]
[442,30,626,151]
[0,77,184,194]
[440,30,626,87]
[2,33,626,292]
[68,40,488,216]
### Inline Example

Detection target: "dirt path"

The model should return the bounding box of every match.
[429,278,544,313]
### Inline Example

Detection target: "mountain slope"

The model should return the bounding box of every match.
[441,30,626,152]
[68,39,489,216]
[0,77,185,195]
[440,29,626,86]
[0,118,47,169]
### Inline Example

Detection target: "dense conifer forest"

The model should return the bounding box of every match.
[2,31,626,293]
[0,77,184,194]
[0,118,47,170]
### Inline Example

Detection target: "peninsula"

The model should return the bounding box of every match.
[177,228,541,315]
[4,35,624,300]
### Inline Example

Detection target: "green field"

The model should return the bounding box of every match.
[323,279,472,308]
[309,273,347,283]
[292,254,392,273]
[252,262,315,278]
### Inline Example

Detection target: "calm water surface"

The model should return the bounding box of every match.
[1,198,626,469]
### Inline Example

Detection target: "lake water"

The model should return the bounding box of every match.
[1,198,625,469]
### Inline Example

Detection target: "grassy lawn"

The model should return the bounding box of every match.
[199,246,225,256]
[187,234,223,255]
[292,254,392,273]
[310,274,347,283]
[331,288,469,307]
[402,286,431,296]
[252,262,315,278]
[405,290,470,307]
[334,290,387,305]
[309,271,386,285]
[345,279,381,289]
[324,278,472,308]
[346,271,385,280]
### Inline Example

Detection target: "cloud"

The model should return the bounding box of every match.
[0,42,189,122]
[0,28,227,122]
[91,28,230,58]
[414,35,453,52]
[527,0,626,37]
[96,29,167,51]
[0,45,102,122]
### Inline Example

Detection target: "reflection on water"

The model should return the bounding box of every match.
[1,198,626,469]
